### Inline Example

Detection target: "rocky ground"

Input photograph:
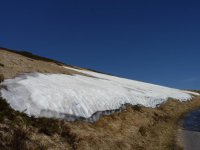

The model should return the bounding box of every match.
[0,47,200,150]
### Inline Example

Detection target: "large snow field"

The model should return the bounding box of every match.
[0,66,199,120]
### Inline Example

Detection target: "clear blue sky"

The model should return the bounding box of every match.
[0,0,200,89]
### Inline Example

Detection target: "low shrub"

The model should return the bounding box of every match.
[0,96,61,136]
[139,126,147,136]
[0,97,16,122]
[11,127,29,150]
[0,63,4,67]
[0,74,4,83]
[36,118,61,136]
[132,105,142,112]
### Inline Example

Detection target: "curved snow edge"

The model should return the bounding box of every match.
[0,70,199,122]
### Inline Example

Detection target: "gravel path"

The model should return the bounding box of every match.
[177,129,200,150]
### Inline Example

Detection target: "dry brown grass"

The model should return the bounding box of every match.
[0,48,200,150]
[0,95,200,150]
[0,48,92,79]
[66,97,200,150]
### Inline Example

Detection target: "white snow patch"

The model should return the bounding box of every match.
[0,67,199,121]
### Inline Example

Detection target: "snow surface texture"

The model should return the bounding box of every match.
[0,66,199,121]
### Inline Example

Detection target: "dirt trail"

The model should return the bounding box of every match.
[177,129,200,150]
[177,108,200,150]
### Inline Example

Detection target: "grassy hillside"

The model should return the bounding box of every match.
[1,82,200,150]
[0,48,200,150]
[0,47,109,75]
[0,47,65,66]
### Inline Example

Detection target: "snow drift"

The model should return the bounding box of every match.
[0,66,198,121]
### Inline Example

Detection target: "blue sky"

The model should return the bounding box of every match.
[0,0,200,89]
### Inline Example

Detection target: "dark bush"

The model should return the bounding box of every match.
[0,63,4,67]
[0,97,16,122]
[0,97,10,111]
[139,126,147,136]
[35,118,60,136]
[0,74,4,83]
[0,97,32,123]
[132,105,142,112]
[0,96,59,135]
[11,127,29,149]
[153,112,170,122]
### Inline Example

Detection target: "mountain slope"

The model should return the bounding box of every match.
[0,47,200,150]
[0,65,198,122]
[0,48,198,122]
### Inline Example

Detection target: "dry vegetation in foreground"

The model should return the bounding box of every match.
[0,87,200,150]
[1,48,200,149]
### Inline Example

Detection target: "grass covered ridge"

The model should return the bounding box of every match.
[1,48,200,149]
